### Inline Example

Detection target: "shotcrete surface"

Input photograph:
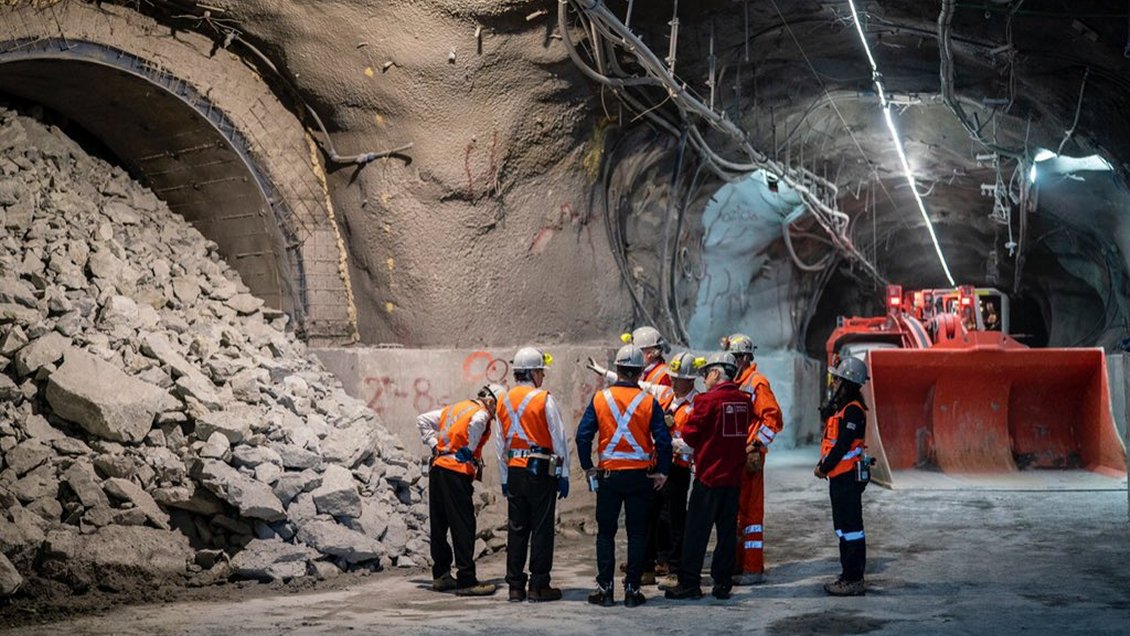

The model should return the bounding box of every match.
[6,450,1128,635]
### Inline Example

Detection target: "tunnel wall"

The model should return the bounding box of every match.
[0,1,357,343]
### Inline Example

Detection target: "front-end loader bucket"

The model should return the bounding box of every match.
[864,347,1126,489]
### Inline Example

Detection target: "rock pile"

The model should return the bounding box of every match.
[0,107,429,597]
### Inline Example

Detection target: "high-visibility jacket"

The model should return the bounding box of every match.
[593,385,658,471]
[670,393,696,468]
[820,400,866,478]
[432,400,491,477]
[496,385,552,469]
[643,361,671,387]
[737,364,783,449]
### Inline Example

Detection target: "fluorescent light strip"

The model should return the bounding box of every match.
[847,0,956,286]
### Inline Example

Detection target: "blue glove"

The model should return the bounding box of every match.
[454,447,474,463]
[557,477,569,500]
[501,483,510,498]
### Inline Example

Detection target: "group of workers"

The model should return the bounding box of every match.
[415,326,872,606]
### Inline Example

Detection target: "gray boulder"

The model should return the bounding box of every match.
[102,477,171,530]
[229,539,313,582]
[295,519,384,564]
[320,421,380,468]
[0,553,22,597]
[46,349,173,443]
[311,465,362,519]
[13,331,69,376]
[62,461,110,509]
[195,459,286,522]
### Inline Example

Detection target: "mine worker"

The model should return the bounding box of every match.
[576,344,672,608]
[585,350,694,585]
[814,356,871,597]
[652,351,701,590]
[494,346,570,602]
[665,352,751,601]
[723,333,783,586]
[622,326,672,386]
[417,384,506,596]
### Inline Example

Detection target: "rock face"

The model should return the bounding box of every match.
[46,349,172,443]
[0,108,429,599]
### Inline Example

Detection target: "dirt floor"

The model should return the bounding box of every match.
[4,449,1129,635]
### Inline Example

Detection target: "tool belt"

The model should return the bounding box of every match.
[509,446,563,478]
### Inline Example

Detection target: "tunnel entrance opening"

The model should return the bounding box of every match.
[0,0,360,344]
[0,45,302,320]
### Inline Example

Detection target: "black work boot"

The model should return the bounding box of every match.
[624,585,647,607]
[588,583,615,607]
[664,582,704,600]
[527,586,562,602]
[508,585,527,602]
[712,584,732,600]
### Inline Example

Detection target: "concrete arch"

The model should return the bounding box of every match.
[0,1,357,343]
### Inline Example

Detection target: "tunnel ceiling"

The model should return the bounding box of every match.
[576,0,1130,352]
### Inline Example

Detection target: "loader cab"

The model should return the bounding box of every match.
[925,287,1010,335]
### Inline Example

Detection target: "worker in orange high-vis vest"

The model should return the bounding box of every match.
[815,356,871,597]
[494,346,570,603]
[417,383,506,596]
[585,349,690,586]
[621,326,672,387]
[576,344,672,608]
[723,333,783,586]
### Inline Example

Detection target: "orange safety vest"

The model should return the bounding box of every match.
[496,385,553,468]
[670,392,695,468]
[643,361,671,386]
[738,364,782,448]
[820,400,866,478]
[593,385,658,471]
[433,399,492,477]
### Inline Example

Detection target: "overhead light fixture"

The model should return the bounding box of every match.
[1028,147,1113,183]
[847,0,956,286]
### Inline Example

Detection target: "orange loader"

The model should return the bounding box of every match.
[826,285,1126,488]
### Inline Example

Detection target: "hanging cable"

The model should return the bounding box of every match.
[848,0,957,286]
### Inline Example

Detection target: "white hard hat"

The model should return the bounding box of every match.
[478,383,506,402]
[829,356,868,385]
[614,344,645,369]
[622,326,670,353]
[722,333,756,355]
[666,351,701,379]
[513,346,552,371]
[701,351,738,376]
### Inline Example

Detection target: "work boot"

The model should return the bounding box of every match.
[527,586,563,602]
[508,585,527,602]
[657,575,679,591]
[588,584,615,607]
[454,582,498,597]
[432,573,458,592]
[711,584,732,600]
[624,585,646,608]
[734,572,765,586]
[664,583,704,600]
[823,578,866,597]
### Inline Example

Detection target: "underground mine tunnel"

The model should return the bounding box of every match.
[0,0,1128,633]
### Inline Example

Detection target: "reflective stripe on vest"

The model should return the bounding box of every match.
[672,398,694,467]
[643,362,668,385]
[504,389,544,447]
[599,389,650,462]
[438,401,479,449]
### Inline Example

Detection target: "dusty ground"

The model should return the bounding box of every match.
[4,449,1128,635]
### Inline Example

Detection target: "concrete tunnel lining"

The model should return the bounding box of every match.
[0,39,303,320]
